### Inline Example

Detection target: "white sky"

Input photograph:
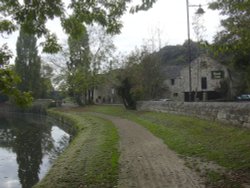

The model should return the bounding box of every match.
[114,0,222,54]
[0,0,222,59]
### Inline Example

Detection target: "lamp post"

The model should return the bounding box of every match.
[186,0,205,102]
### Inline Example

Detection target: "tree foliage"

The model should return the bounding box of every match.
[41,33,62,54]
[88,25,116,98]
[63,25,117,106]
[0,44,12,65]
[15,27,42,99]
[0,0,158,46]
[66,30,91,105]
[209,0,250,91]
[0,44,32,106]
[138,54,165,99]
[40,63,54,99]
[0,0,158,105]
[118,77,137,110]
[0,67,32,106]
[117,46,165,109]
[88,25,116,73]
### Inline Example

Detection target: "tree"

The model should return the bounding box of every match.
[88,25,116,101]
[0,0,158,105]
[67,30,91,105]
[15,27,42,99]
[88,25,116,73]
[192,13,207,43]
[0,45,32,106]
[40,63,54,99]
[0,0,158,52]
[209,0,250,91]
[139,53,165,99]
[117,48,144,109]
[67,67,91,105]
[117,45,165,109]
[118,77,137,110]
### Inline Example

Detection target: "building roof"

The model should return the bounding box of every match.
[160,65,185,79]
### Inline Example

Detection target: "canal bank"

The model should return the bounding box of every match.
[34,110,120,188]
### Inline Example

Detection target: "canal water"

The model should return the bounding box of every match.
[0,113,72,188]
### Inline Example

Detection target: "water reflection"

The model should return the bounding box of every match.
[49,127,70,163]
[0,113,72,188]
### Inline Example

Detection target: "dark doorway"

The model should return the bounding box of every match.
[201,77,207,90]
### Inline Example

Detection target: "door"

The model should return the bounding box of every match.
[201,77,207,90]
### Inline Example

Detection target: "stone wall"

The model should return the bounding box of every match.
[137,101,250,128]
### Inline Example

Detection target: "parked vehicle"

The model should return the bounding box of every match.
[153,98,172,102]
[236,94,250,101]
[159,98,172,101]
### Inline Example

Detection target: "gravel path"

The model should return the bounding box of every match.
[93,113,204,188]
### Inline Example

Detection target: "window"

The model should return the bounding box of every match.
[201,77,207,90]
[171,79,175,85]
[173,93,178,97]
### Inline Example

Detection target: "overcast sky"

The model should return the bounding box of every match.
[114,0,222,54]
[0,0,222,59]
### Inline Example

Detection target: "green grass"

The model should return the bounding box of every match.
[34,105,250,187]
[34,109,119,188]
[207,170,223,183]
[138,112,250,170]
[88,105,250,170]
[86,105,250,187]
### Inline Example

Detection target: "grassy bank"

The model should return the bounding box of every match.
[86,105,250,187]
[34,109,119,188]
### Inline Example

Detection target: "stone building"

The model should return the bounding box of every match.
[93,85,121,104]
[163,55,233,101]
[92,70,122,104]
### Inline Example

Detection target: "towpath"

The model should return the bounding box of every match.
[93,113,204,188]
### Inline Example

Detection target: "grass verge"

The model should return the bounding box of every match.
[86,105,250,187]
[34,109,119,188]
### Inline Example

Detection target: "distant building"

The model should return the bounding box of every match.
[93,85,121,104]
[93,70,122,104]
[163,55,234,101]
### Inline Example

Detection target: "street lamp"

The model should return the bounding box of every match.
[186,0,205,102]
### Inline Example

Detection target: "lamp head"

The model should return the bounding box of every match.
[196,5,205,15]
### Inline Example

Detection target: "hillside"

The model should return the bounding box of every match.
[156,41,207,66]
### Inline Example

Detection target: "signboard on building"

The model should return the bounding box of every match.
[211,71,224,79]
